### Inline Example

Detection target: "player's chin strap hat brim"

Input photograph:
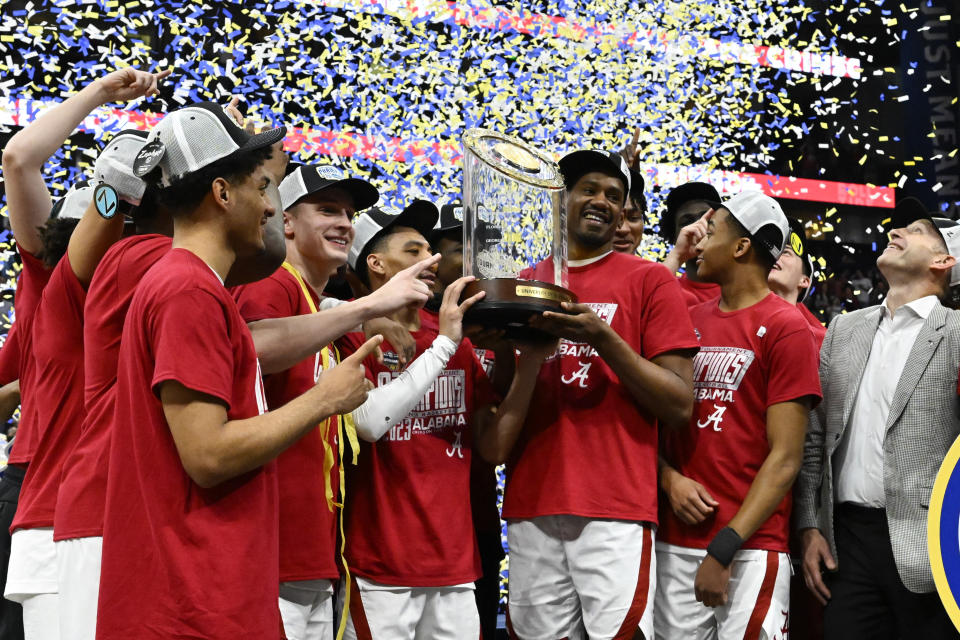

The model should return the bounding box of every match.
[348,199,440,280]
[279,163,379,212]
[710,191,789,261]
[94,129,150,206]
[558,150,631,204]
[132,101,286,188]
[50,180,95,221]
[660,181,721,243]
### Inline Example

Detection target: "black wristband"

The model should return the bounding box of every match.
[706,526,743,567]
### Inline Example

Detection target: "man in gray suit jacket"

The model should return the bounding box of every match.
[795,205,960,638]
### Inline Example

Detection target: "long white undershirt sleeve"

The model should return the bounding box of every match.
[350,334,458,442]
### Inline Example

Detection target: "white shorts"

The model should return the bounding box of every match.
[56,536,102,640]
[341,576,478,640]
[506,516,656,640]
[654,543,791,640]
[279,579,334,640]
[5,527,58,602]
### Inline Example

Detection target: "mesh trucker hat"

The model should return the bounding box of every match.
[713,191,789,261]
[347,200,439,280]
[279,163,379,211]
[661,181,721,243]
[132,101,286,187]
[929,218,960,287]
[94,129,149,205]
[51,181,94,220]
[558,150,631,203]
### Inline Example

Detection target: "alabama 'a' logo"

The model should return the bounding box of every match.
[561,361,592,388]
[697,404,727,431]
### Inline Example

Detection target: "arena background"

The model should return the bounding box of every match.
[0,0,957,624]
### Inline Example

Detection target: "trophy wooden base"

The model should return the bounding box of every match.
[461,278,578,341]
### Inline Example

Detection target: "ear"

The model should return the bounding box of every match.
[931,253,956,277]
[366,252,386,280]
[282,210,295,239]
[211,177,230,211]
[732,236,752,260]
[799,273,811,290]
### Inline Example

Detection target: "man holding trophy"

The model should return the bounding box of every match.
[456,131,700,639]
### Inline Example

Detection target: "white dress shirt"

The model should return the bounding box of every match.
[833,295,939,507]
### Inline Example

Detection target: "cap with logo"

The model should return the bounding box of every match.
[661,181,721,243]
[94,129,150,205]
[929,218,960,287]
[278,163,379,212]
[786,217,816,300]
[50,181,94,221]
[347,200,440,282]
[713,191,789,261]
[558,150,631,203]
[435,201,464,233]
[132,101,286,187]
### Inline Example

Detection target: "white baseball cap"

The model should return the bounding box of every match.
[94,129,149,205]
[132,102,286,188]
[51,181,94,220]
[930,218,960,286]
[714,191,789,261]
[279,163,378,212]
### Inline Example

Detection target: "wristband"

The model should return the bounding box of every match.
[706,526,743,567]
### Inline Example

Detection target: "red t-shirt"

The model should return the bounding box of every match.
[54,234,171,541]
[7,244,53,466]
[797,302,827,351]
[338,310,494,586]
[678,272,721,308]
[233,267,341,582]
[0,325,21,386]
[502,252,700,523]
[659,293,822,553]
[11,258,86,531]
[97,249,278,640]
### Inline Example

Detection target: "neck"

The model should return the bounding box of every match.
[717,268,771,311]
[171,214,236,282]
[883,278,940,315]
[770,285,799,306]
[569,240,612,261]
[285,242,335,296]
[392,303,422,331]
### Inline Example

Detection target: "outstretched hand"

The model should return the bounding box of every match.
[97,67,171,103]
[439,276,485,344]
[618,126,641,172]
[673,208,714,264]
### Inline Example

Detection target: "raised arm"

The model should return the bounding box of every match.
[3,67,168,255]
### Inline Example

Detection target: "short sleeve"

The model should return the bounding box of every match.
[639,269,701,359]
[764,324,822,408]
[150,289,237,408]
[233,275,299,323]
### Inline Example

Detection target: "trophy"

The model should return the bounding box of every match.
[460,128,577,340]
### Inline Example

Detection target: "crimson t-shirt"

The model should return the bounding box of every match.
[54,234,171,541]
[659,293,822,552]
[97,249,278,640]
[678,272,720,308]
[11,257,85,531]
[797,302,827,351]
[338,310,494,586]
[0,325,21,386]
[233,267,341,582]
[7,244,53,466]
[502,252,700,523]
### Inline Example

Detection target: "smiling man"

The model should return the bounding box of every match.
[796,211,960,638]
[767,217,826,348]
[656,192,821,640]
[503,150,700,640]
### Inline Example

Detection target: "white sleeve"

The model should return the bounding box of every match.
[351,335,458,442]
[318,296,345,311]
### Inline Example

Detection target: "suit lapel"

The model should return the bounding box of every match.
[841,307,883,429]
[885,305,947,431]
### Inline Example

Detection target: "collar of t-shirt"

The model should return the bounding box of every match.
[203,261,225,287]
[879,294,937,323]
[569,251,612,268]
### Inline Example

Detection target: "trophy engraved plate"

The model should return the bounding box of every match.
[460,128,577,340]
